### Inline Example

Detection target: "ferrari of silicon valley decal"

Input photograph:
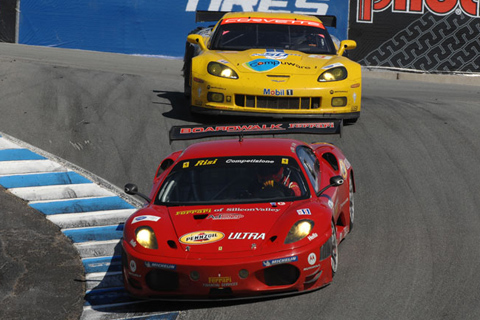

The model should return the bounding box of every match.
[226,207,281,212]
[176,208,212,215]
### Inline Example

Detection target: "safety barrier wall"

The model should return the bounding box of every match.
[6,0,348,58]
[1,0,478,73]
[350,0,480,73]
[0,0,16,42]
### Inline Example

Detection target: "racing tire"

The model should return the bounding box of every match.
[184,74,192,98]
[183,42,194,98]
[348,174,355,232]
[331,221,338,277]
[121,245,129,289]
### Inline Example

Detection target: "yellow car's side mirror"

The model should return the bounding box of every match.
[187,34,208,51]
[337,40,357,56]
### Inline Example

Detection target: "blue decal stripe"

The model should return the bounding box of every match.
[30,196,134,215]
[83,255,123,274]
[64,224,124,243]
[0,149,47,161]
[0,171,91,188]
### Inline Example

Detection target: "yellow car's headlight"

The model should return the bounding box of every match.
[208,62,238,79]
[135,226,158,249]
[285,219,314,244]
[318,67,347,82]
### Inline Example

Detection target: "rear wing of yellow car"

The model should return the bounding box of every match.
[195,10,337,28]
[169,120,342,142]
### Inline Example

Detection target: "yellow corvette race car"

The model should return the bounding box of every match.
[183,11,361,124]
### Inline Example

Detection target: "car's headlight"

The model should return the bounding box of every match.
[318,67,347,82]
[208,62,238,79]
[135,226,158,249]
[285,219,314,244]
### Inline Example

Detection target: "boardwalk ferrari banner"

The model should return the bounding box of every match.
[169,121,342,141]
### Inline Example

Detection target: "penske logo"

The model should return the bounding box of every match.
[179,231,225,245]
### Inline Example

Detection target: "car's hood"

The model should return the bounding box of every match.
[213,49,338,75]
[168,202,292,253]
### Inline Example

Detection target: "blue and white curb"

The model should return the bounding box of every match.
[0,132,179,320]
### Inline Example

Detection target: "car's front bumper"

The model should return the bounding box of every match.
[122,239,333,300]
[189,73,361,119]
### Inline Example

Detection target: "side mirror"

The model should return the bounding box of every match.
[187,34,208,51]
[317,175,344,195]
[124,183,152,203]
[124,183,139,195]
[337,40,357,56]
[329,176,345,187]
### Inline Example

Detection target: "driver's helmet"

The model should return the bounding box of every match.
[257,165,285,183]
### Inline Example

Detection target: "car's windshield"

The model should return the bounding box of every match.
[210,19,336,54]
[156,156,309,205]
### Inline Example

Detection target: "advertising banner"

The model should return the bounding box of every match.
[349,0,480,73]
[17,0,349,58]
[0,0,17,42]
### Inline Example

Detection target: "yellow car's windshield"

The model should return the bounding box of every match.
[210,21,336,54]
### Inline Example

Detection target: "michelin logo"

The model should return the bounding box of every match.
[263,255,298,267]
[186,0,329,14]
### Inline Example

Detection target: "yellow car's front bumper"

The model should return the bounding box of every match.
[190,73,361,120]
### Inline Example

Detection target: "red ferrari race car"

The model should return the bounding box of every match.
[122,120,355,300]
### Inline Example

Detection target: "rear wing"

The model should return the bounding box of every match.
[195,10,337,28]
[317,15,336,28]
[195,10,228,22]
[169,120,342,143]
